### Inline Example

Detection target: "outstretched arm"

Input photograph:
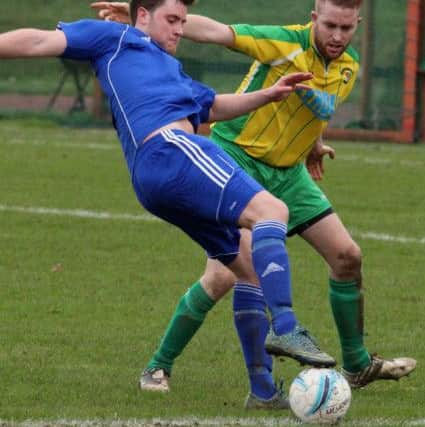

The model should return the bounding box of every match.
[0,29,66,58]
[184,15,234,46]
[208,72,312,123]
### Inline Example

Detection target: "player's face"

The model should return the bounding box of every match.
[312,2,360,61]
[139,0,187,55]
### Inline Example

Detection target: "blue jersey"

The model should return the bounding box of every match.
[57,19,216,174]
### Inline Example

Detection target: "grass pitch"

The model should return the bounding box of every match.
[0,119,424,426]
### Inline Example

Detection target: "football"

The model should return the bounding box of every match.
[289,368,352,424]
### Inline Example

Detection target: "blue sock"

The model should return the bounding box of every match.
[233,283,276,400]
[251,221,297,335]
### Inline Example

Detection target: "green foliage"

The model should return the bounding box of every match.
[0,1,409,130]
[0,119,424,425]
[0,1,407,87]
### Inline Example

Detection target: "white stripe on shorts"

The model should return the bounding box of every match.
[162,129,231,188]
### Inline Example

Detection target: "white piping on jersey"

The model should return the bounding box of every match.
[239,47,303,95]
[239,62,261,94]
[162,129,231,189]
[107,25,138,149]
[268,48,303,67]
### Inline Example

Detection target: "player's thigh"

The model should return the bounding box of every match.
[268,163,333,236]
[158,207,244,265]
[211,153,331,235]
[134,130,262,226]
[300,212,360,270]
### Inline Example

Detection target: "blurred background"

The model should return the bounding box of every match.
[0,0,423,141]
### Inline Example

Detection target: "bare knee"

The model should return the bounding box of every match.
[239,191,289,229]
[200,260,236,301]
[331,241,362,281]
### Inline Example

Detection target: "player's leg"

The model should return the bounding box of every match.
[134,130,315,399]
[134,130,274,397]
[140,224,286,403]
[132,130,242,392]
[301,213,416,387]
[140,247,286,408]
[214,136,335,367]
[301,213,368,370]
[233,228,335,369]
[236,190,296,332]
[137,129,292,335]
[140,260,234,392]
[156,131,292,405]
[221,189,296,409]
[225,229,287,409]
[260,166,335,366]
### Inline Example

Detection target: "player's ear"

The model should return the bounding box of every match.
[311,10,318,23]
[136,6,150,25]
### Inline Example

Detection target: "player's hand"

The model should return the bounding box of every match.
[267,72,313,102]
[90,2,130,23]
[306,138,335,181]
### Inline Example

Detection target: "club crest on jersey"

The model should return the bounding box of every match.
[341,68,353,84]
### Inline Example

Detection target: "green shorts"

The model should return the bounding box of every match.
[213,134,333,236]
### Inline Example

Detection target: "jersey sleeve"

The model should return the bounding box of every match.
[191,80,216,123]
[230,23,308,64]
[57,19,114,60]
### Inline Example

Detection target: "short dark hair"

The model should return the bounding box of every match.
[129,0,195,25]
[316,0,363,10]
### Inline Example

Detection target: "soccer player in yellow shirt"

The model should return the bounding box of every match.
[92,0,416,407]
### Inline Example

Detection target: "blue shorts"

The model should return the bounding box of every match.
[132,129,263,264]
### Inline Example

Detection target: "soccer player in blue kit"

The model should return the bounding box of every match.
[0,0,317,408]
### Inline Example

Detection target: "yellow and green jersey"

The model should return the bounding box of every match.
[211,23,359,167]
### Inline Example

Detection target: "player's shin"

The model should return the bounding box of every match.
[233,283,276,399]
[329,278,370,372]
[146,281,215,374]
[251,221,297,335]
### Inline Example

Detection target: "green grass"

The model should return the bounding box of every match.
[0,118,424,426]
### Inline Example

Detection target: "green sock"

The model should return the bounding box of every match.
[146,281,215,375]
[329,278,370,373]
